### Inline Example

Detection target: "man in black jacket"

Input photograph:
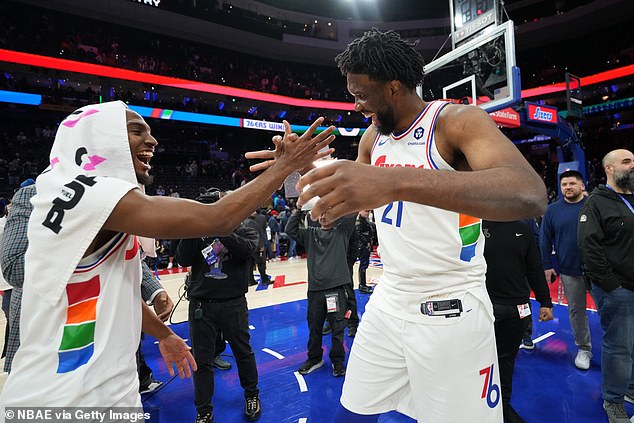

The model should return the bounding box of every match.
[176,190,261,423]
[247,209,271,285]
[483,220,553,423]
[356,210,376,294]
[578,149,634,423]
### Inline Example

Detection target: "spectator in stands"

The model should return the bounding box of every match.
[169,186,180,198]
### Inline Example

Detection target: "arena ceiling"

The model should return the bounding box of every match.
[253,0,598,22]
[255,0,450,21]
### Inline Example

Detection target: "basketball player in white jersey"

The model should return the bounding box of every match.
[294,29,548,423]
[0,101,334,408]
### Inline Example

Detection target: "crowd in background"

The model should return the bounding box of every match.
[0,116,626,210]
[0,0,632,216]
[1,1,633,115]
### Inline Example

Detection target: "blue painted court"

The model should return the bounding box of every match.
[140,292,627,423]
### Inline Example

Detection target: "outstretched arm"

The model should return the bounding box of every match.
[245,124,334,174]
[103,118,335,239]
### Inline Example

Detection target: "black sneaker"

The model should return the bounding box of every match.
[298,359,324,375]
[332,362,346,377]
[322,322,332,335]
[195,412,213,423]
[245,393,261,421]
[348,326,357,337]
[358,285,373,294]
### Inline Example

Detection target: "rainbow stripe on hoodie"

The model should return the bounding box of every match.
[57,275,100,373]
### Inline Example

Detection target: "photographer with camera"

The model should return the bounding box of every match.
[176,189,261,423]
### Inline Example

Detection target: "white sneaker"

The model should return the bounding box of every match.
[624,394,634,405]
[574,350,592,370]
[167,262,173,269]
[139,379,163,394]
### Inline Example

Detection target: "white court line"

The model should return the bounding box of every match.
[294,371,308,393]
[532,331,556,343]
[249,325,255,330]
[520,331,555,349]
[262,348,285,360]
[298,418,307,423]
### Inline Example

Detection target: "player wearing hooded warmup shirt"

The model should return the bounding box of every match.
[0,101,334,407]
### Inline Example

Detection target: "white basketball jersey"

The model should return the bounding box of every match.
[2,233,142,406]
[369,100,487,322]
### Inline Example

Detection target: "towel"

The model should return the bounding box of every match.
[26,101,140,306]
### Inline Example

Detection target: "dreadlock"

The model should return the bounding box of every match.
[335,28,425,90]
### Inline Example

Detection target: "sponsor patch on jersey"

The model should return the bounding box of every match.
[414,127,425,140]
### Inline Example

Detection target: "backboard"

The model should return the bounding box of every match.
[449,0,499,48]
[419,20,520,113]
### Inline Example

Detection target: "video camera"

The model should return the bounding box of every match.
[196,188,223,204]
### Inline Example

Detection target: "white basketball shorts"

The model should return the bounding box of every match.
[340,286,502,423]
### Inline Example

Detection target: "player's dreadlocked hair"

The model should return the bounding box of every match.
[335,28,425,90]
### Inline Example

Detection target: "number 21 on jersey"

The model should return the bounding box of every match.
[381,201,403,227]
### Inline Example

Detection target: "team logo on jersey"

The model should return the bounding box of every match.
[479,363,500,408]
[414,127,425,140]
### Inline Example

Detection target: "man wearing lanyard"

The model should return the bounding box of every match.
[578,149,634,423]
